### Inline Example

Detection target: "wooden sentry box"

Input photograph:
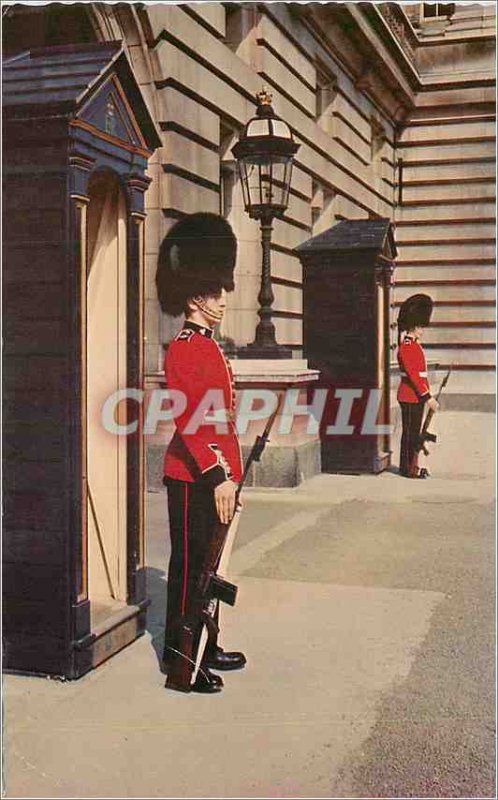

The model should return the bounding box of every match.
[295,219,397,474]
[3,43,160,678]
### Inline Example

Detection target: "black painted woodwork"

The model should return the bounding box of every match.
[296,219,397,474]
[3,43,160,678]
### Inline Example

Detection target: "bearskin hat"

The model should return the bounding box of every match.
[397,293,433,336]
[156,213,237,317]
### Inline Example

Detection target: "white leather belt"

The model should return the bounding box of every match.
[400,371,428,378]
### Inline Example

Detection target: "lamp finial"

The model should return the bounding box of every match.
[256,87,273,106]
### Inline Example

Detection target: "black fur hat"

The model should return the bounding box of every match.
[397,293,433,338]
[156,213,237,317]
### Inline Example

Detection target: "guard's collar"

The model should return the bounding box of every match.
[184,320,214,339]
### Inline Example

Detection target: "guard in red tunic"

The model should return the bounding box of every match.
[156,213,245,693]
[397,294,439,478]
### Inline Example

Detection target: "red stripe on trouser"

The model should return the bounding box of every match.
[181,483,189,615]
[403,404,410,474]
[407,405,418,477]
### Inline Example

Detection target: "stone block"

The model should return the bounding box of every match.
[127,44,154,85]
[146,438,322,490]
[335,195,368,220]
[159,133,220,184]
[241,439,321,487]
[396,201,495,222]
[144,297,161,346]
[273,283,303,314]
[143,161,161,211]
[155,41,254,126]
[258,13,315,87]
[403,160,496,183]
[145,341,161,376]
[422,347,495,367]
[144,208,168,257]
[291,165,313,200]
[431,305,495,323]
[274,316,302,346]
[155,7,256,100]
[332,117,371,165]
[402,181,495,204]
[395,265,496,282]
[145,254,159,300]
[430,327,496,345]
[159,86,219,144]
[272,218,308,251]
[257,47,316,117]
[146,442,165,491]
[394,284,495,302]
[398,242,496,261]
[186,3,226,37]
[399,140,496,162]
[414,85,496,108]
[396,222,497,242]
[399,119,496,143]
[334,93,371,142]
[285,191,312,230]
[160,173,220,215]
[271,249,303,284]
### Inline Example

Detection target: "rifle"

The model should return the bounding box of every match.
[418,368,451,457]
[165,394,283,692]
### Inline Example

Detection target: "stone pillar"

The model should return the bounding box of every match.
[233,359,321,487]
[145,359,321,490]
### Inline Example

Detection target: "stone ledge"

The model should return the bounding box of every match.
[233,358,320,385]
[146,438,322,490]
[241,439,321,488]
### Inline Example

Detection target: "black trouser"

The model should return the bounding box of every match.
[163,479,219,667]
[399,402,424,477]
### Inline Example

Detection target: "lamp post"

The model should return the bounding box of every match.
[232,89,300,358]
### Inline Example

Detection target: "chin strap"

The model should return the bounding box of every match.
[192,296,223,323]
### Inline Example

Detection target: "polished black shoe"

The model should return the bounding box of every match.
[205,645,247,671]
[400,469,429,479]
[191,667,223,694]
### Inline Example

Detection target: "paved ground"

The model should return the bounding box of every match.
[3,411,496,798]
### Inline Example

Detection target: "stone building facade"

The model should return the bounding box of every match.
[4,1,496,398]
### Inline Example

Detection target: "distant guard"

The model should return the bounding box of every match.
[156,212,245,693]
[396,294,439,479]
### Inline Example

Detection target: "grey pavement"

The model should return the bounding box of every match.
[3,411,496,798]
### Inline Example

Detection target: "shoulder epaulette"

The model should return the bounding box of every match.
[174,328,195,343]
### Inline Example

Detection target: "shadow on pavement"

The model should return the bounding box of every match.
[144,565,167,675]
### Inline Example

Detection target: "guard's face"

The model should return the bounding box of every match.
[413,325,424,340]
[192,288,227,326]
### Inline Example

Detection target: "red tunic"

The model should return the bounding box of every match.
[397,335,431,404]
[163,321,242,486]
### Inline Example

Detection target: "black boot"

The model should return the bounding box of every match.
[191,666,224,694]
[205,645,247,671]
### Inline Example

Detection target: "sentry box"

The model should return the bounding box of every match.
[3,43,160,678]
[296,219,397,475]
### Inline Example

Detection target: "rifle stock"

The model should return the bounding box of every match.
[417,368,451,456]
[165,515,236,692]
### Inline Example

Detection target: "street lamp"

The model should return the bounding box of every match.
[232,89,300,358]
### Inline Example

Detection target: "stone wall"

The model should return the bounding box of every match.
[126,2,399,372]
[395,2,496,394]
[3,1,495,395]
